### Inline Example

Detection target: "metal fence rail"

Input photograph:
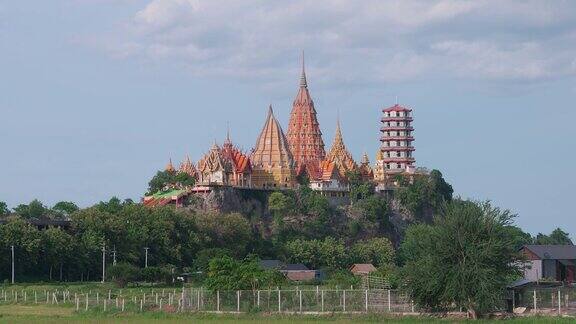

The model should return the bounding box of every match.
[182,288,415,313]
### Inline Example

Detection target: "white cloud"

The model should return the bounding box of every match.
[87,0,576,86]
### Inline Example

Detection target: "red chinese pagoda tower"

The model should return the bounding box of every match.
[380,104,415,171]
[287,54,326,168]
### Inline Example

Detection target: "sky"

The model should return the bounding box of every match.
[0,0,575,237]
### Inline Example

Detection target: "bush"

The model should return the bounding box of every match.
[107,262,139,287]
[140,266,173,284]
[324,269,360,288]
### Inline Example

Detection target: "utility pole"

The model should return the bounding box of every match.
[144,247,149,268]
[11,245,14,284]
[101,244,106,283]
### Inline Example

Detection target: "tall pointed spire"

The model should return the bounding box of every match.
[165,158,175,172]
[300,50,307,88]
[327,120,357,177]
[287,52,325,167]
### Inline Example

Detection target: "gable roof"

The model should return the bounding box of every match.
[523,245,576,260]
[259,259,284,270]
[350,263,377,273]
[282,263,309,271]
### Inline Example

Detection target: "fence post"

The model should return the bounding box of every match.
[96,292,99,305]
[343,290,346,312]
[558,290,561,315]
[257,290,260,307]
[237,291,240,312]
[388,289,391,312]
[217,291,220,312]
[140,298,143,311]
[85,294,88,311]
[299,290,302,313]
[277,289,281,313]
[321,290,324,313]
[35,291,37,304]
[122,299,125,312]
[103,299,107,312]
[76,296,79,311]
[365,289,368,313]
[197,290,200,310]
[160,298,163,311]
[533,290,537,312]
[512,291,515,310]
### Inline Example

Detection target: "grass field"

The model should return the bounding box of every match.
[0,284,574,323]
[0,305,574,323]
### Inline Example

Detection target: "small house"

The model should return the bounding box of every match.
[521,245,576,283]
[350,263,377,276]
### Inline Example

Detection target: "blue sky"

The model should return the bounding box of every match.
[1,0,575,237]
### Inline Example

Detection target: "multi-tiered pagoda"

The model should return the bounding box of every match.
[379,104,415,172]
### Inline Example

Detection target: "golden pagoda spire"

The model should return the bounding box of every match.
[327,119,357,177]
[165,158,175,173]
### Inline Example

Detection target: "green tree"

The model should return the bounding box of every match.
[52,201,79,217]
[351,237,395,267]
[0,216,42,276]
[535,228,573,245]
[0,201,9,216]
[204,255,283,291]
[147,170,195,195]
[41,227,73,281]
[13,199,47,219]
[400,200,522,318]
[268,192,294,217]
[504,225,534,250]
[285,237,348,269]
[107,262,140,287]
[396,169,453,219]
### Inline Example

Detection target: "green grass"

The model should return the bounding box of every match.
[0,305,574,323]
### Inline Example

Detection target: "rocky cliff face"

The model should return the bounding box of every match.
[185,187,424,246]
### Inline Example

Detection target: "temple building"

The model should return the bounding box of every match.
[325,120,357,178]
[179,155,198,178]
[197,143,232,186]
[250,105,296,188]
[358,153,374,181]
[380,104,415,172]
[146,56,424,205]
[287,55,326,169]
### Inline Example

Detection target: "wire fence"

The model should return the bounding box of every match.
[513,287,576,315]
[0,287,415,314]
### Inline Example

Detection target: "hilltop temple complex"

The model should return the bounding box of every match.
[144,57,424,206]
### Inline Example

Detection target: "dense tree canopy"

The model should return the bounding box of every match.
[400,199,522,318]
[147,170,195,195]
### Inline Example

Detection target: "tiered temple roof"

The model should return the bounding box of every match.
[222,136,251,174]
[251,105,295,188]
[198,143,231,174]
[359,152,374,180]
[326,120,357,178]
[287,54,325,167]
[179,155,198,178]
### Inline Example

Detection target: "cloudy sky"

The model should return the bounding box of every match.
[1,0,575,236]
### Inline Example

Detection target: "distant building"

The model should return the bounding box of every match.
[350,263,377,276]
[145,56,424,204]
[380,104,415,172]
[521,245,576,283]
